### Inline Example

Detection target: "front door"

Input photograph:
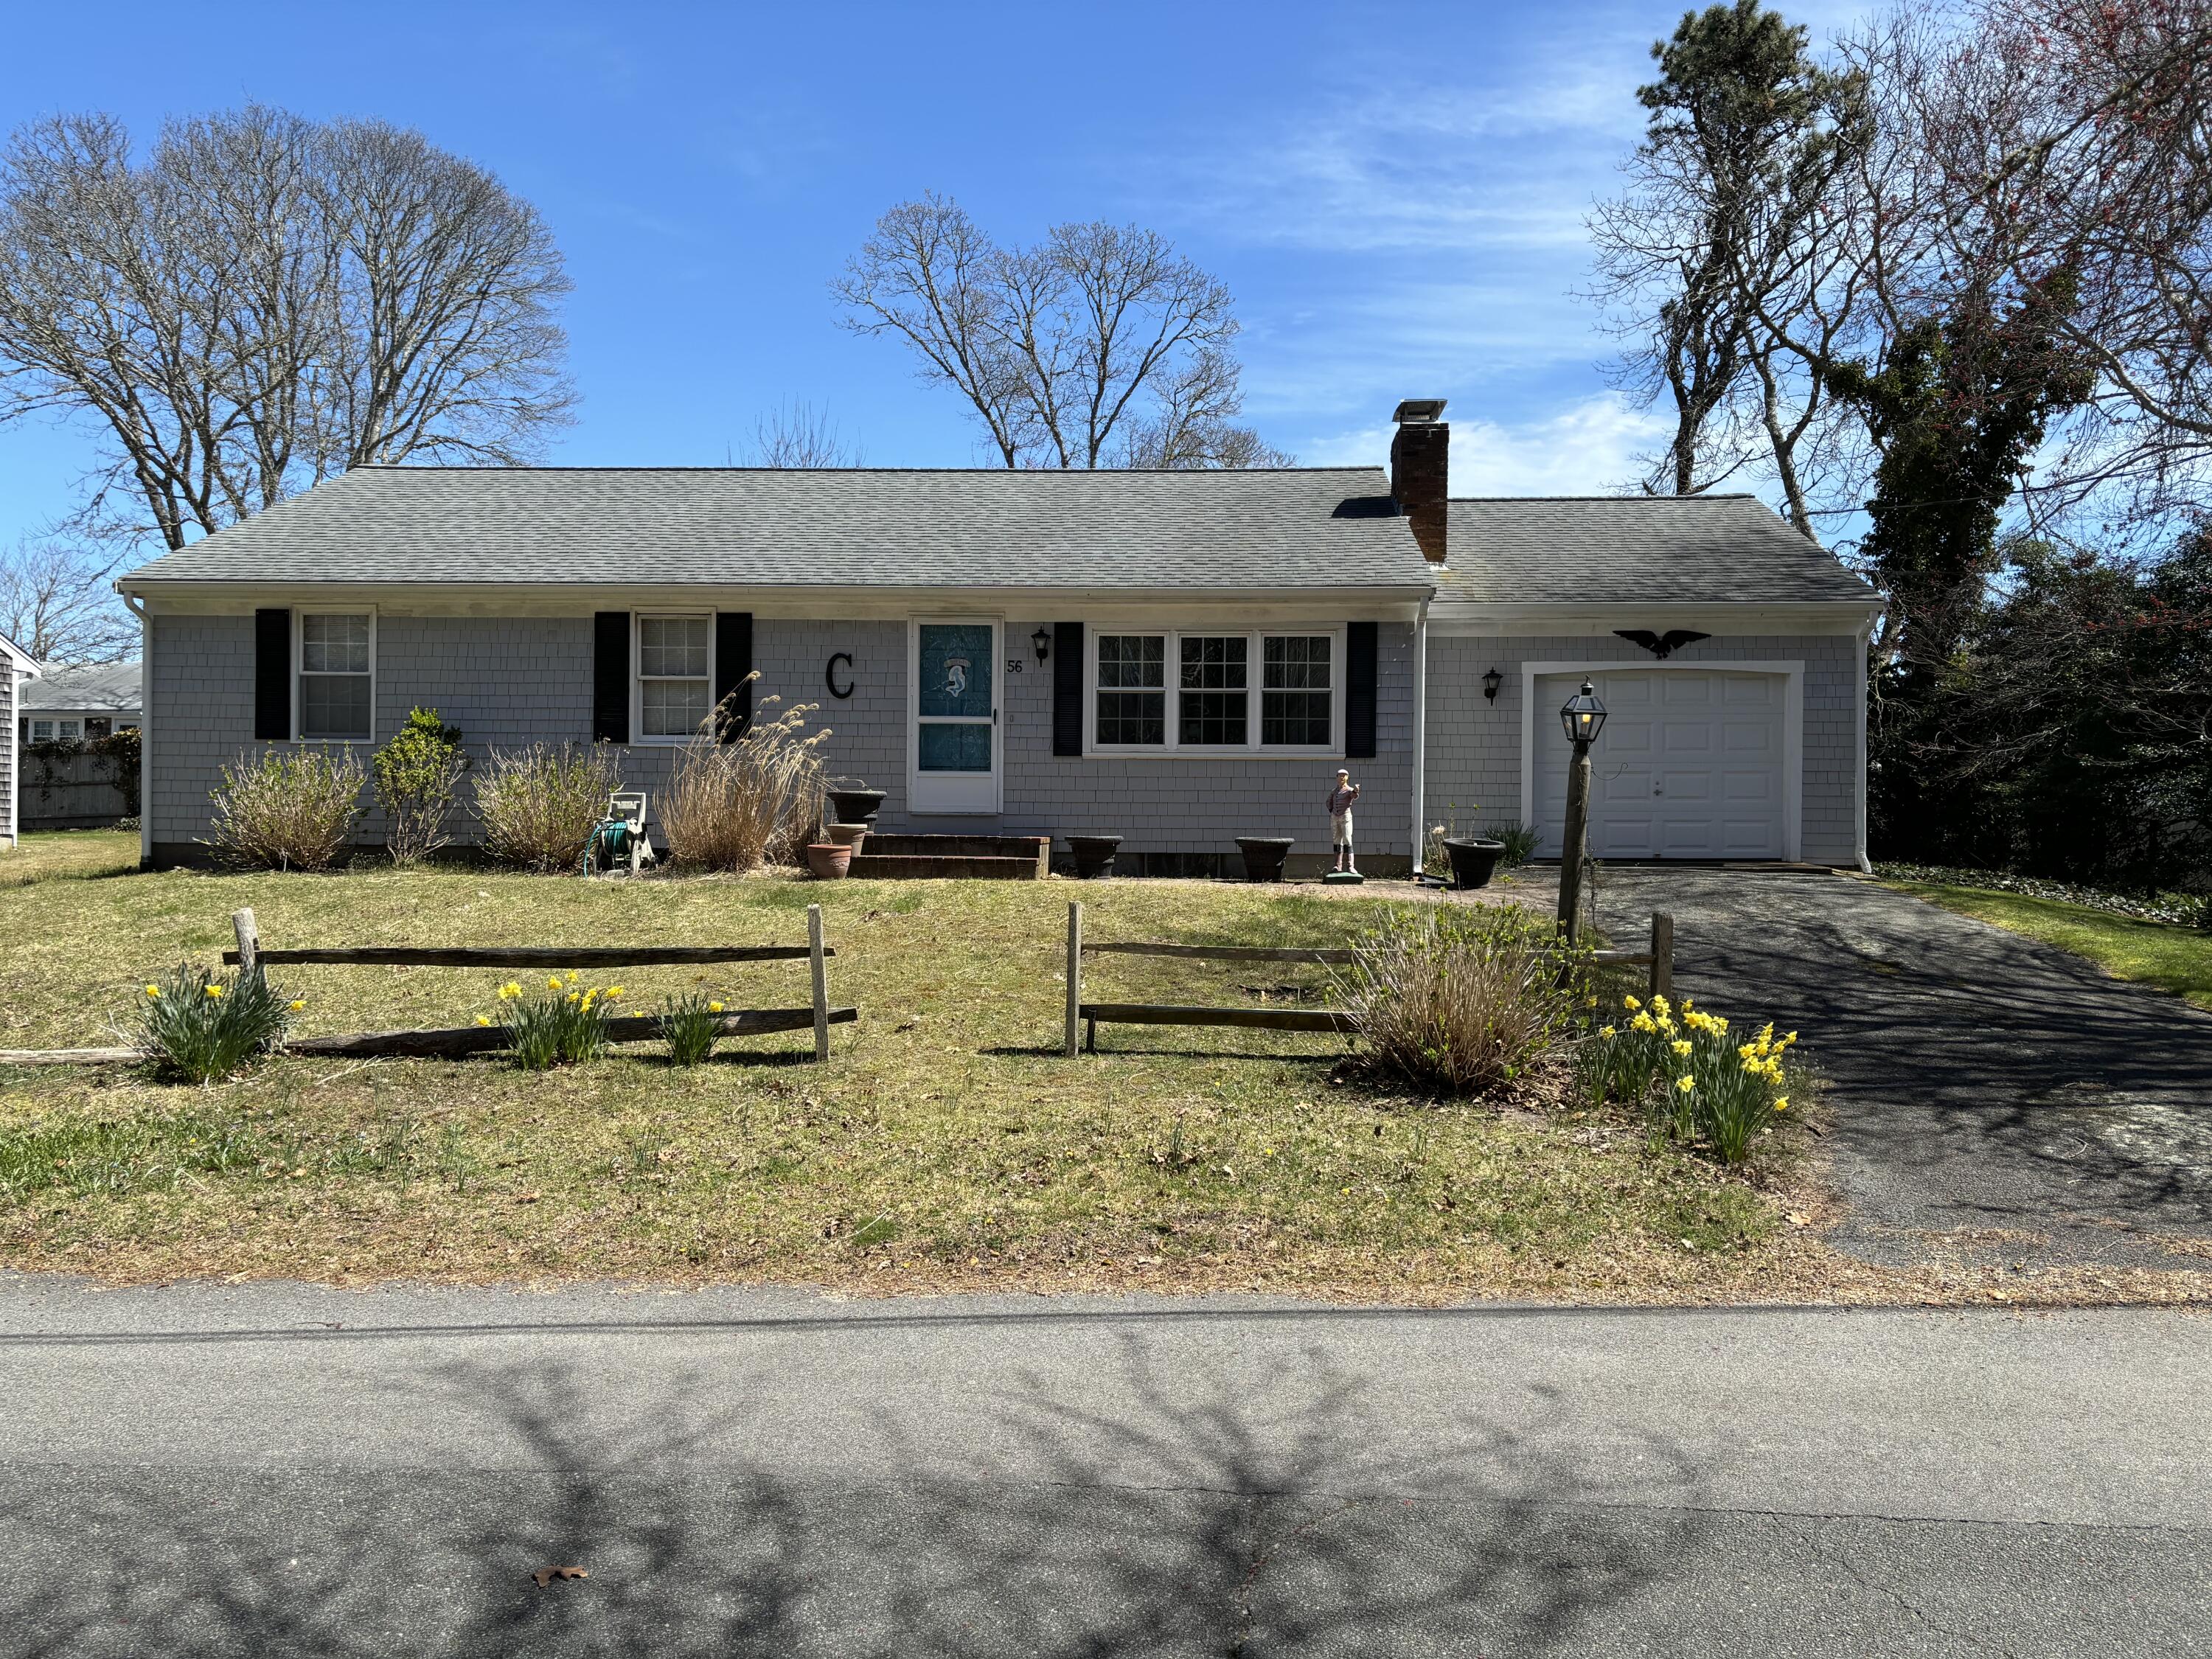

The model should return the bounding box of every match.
[911,621,1000,814]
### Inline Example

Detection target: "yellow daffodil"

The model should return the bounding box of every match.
[1631,1012,1657,1033]
[143,984,161,998]
[1675,1074,1696,1093]
[1650,995,1671,1018]
[1624,995,1642,1012]
[1680,995,1694,1012]
[1599,1024,1616,1040]
[566,992,580,1004]
[1671,1038,1692,1057]
[499,982,522,1001]
[707,1000,725,1013]
[1773,1097,1789,1112]
[607,986,625,999]
[546,977,563,992]
[288,999,305,1012]
[205,984,223,999]
[1586,995,1599,1008]
[473,1014,492,1027]
[581,990,597,1009]
[566,970,580,984]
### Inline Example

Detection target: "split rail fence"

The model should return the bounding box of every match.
[0,905,854,1066]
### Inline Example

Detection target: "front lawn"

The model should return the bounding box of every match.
[0,827,140,887]
[0,859,1851,1301]
[1888,877,2212,1012]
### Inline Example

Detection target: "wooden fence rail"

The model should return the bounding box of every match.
[1062,902,1356,1055]
[1589,911,1674,1001]
[0,907,855,1068]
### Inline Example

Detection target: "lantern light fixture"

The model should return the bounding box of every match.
[1481,667,1503,703]
[1559,678,1607,747]
[1032,625,1052,664]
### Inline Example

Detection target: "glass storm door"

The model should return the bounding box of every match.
[911,621,1000,813]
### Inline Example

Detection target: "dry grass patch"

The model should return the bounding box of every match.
[0,863,1835,1298]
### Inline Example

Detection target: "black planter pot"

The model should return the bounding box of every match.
[1065,834,1123,880]
[826,786,888,826]
[1235,835,1295,883]
[1441,836,1506,891]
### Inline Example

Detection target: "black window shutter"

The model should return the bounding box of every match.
[592,612,630,744]
[714,611,753,742]
[254,608,291,740]
[1051,622,1083,757]
[1345,622,1378,759]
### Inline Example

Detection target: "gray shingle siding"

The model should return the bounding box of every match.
[1423,632,1864,866]
[1,669,15,844]
[148,613,1416,869]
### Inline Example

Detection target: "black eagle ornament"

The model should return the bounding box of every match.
[1614,628,1711,659]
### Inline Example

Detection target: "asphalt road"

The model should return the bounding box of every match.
[2,1276,2208,1656]
[1593,868,2212,1268]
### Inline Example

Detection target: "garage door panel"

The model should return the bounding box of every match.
[1534,669,1788,861]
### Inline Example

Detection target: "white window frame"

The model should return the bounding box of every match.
[1084,626,1343,757]
[632,611,716,745]
[293,608,377,743]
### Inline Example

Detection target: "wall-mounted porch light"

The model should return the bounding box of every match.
[1032,625,1052,664]
[1482,667,1503,703]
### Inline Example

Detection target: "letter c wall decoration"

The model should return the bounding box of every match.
[825,653,855,699]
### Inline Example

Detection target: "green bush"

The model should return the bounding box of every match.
[475,744,620,872]
[206,747,364,870]
[372,708,468,865]
[1581,992,1797,1164]
[1481,823,1542,869]
[657,991,726,1065]
[1336,906,1588,1096]
[491,974,620,1069]
[136,962,297,1083]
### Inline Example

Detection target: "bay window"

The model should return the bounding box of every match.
[1090,629,1338,754]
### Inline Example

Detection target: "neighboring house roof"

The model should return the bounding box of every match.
[117,465,1435,594]
[21,660,140,713]
[1439,495,1878,605]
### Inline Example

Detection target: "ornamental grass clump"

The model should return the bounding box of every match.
[136,963,299,1083]
[658,684,831,872]
[1335,905,1588,1096]
[1581,992,1798,1165]
[475,744,620,872]
[657,991,726,1065]
[206,747,364,870]
[489,974,621,1070]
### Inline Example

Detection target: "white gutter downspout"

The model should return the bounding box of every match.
[1410,594,1430,876]
[122,591,150,869]
[1854,608,1877,874]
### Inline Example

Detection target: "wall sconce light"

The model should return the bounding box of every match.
[1032,625,1052,664]
[1482,667,1503,703]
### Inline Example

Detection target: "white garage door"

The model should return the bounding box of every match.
[1534,670,1787,860]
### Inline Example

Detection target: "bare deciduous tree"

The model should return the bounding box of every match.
[748,399,863,467]
[0,105,574,553]
[0,537,135,661]
[834,193,1290,468]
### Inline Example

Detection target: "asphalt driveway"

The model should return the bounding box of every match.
[1591,867,2212,1268]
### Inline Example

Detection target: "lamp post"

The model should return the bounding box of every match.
[1555,678,1607,942]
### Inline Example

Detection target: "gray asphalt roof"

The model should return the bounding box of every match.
[21,660,140,712]
[119,465,1433,593]
[1438,494,1877,605]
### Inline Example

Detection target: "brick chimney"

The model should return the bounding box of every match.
[1389,399,1449,563]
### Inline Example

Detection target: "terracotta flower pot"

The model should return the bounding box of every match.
[805,843,852,880]
[823,824,867,854]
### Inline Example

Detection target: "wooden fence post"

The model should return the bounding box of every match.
[1063,902,1083,1057]
[807,903,830,1062]
[1650,911,1674,1003]
[232,908,259,976]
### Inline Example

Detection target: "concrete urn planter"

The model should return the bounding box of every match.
[1441,836,1506,891]
[1066,835,1123,879]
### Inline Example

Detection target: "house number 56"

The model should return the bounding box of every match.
[1004,658,1023,673]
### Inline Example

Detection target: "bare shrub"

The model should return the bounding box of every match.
[205,747,364,871]
[658,685,830,872]
[1335,906,1588,1097]
[474,743,619,873]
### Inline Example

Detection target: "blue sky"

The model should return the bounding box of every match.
[1,0,1865,551]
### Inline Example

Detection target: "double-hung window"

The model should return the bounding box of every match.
[637,616,712,739]
[1091,629,1338,754]
[299,612,373,740]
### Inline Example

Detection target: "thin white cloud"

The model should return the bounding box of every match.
[1299,393,1669,497]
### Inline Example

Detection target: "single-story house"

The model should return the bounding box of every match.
[115,400,1882,875]
[17,659,141,745]
[0,631,36,847]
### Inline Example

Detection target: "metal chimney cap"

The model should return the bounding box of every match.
[1392,398,1447,425]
